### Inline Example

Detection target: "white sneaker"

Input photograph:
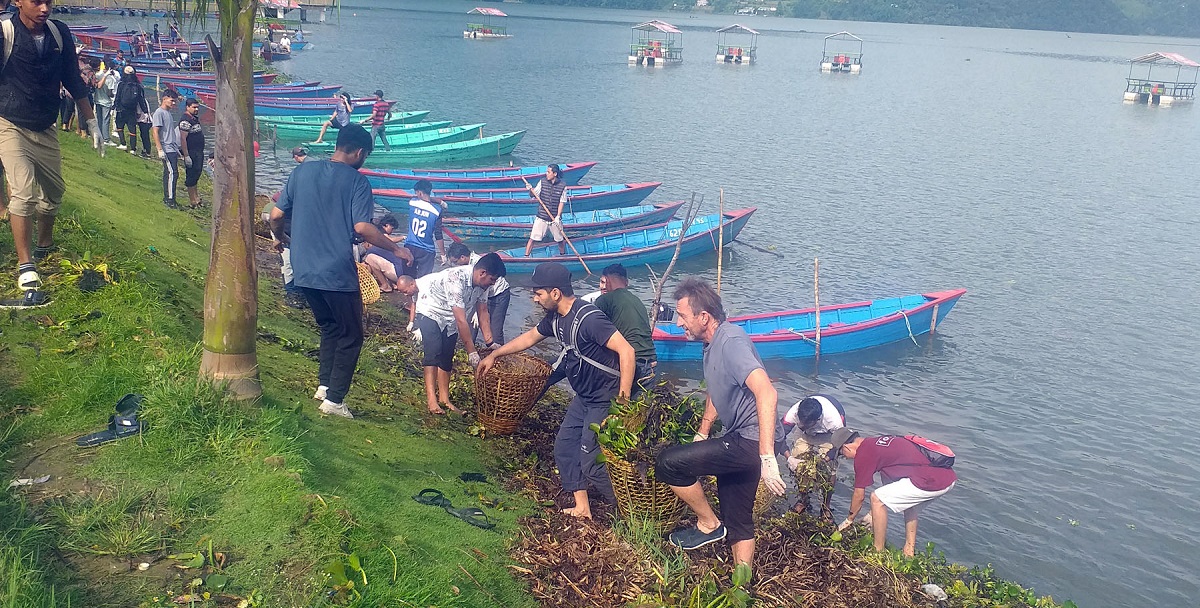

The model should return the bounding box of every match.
[313,385,328,401]
[117,145,128,150]
[17,270,42,291]
[318,399,353,419]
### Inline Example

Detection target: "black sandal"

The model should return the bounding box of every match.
[445,506,495,530]
[75,412,144,447]
[411,488,452,508]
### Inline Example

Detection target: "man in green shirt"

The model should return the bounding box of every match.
[594,264,656,395]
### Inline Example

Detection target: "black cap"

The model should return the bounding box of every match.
[290,146,307,157]
[829,428,860,455]
[374,89,385,97]
[525,262,572,292]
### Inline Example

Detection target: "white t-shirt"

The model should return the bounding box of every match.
[415,266,483,334]
[468,253,509,297]
[782,395,846,434]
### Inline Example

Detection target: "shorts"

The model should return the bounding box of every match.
[0,118,65,217]
[364,249,402,277]
[404,246,435,278]
[655,433,761,543]
[414,313,456,372]
[872,478,954,514]
[530,217,564,242]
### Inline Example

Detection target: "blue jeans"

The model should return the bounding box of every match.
[553,397,616,501]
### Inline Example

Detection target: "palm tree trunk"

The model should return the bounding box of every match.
[199,1,261,399]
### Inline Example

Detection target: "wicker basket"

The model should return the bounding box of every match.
[603,447,685,531]
[473,352,552,435]
[357,262,381,305]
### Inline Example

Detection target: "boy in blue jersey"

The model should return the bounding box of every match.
[402,179,446,278]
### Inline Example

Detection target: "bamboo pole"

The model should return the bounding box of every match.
[813,257,821,358]
[648,194,702,328]
[716,188,725,294]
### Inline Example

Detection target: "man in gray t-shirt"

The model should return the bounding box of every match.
[654,278,786,572]
[150,91,181,208]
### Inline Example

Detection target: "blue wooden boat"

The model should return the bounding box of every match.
[303,124,487,153]
[360,131,526,168]
[652,289,967,361]
[165,81,325,98]
[495,207,756,274]
[373,182,660,217]
[362,162,596,190]
[252,98,380,117]
[443,202,685,241]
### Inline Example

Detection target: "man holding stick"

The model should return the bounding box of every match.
[522,164,568,257]
[654,277,786,568]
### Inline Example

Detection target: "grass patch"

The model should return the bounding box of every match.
[0,134,535,606]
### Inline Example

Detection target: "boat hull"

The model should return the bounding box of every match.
[359,131,525,168]
[303,124,485,153]
[496,208,756,274]
[443,202,684,241]
[260,117,444,140]
[652,289,966,361]
[362,162,596,190]
[374,181,659,217]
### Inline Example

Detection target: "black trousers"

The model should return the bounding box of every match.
[656,433,761,542]
[301,287,364,404]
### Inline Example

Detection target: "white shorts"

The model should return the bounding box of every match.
[872,478,954,514]
[530,217,564,242]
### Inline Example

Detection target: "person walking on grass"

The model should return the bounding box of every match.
[595,263,656,395]
[365,89,391,150]
[151,90,181,208]
[406,254,506,415]
[478,262,636,519]
[522,164,568,257]
[832,429,957,557]
[269,125,413,420]
[0,0,100,309]
[312,92,352,144]
[177,98,204,208]
[447,242,512,347]
[654,278,786,569]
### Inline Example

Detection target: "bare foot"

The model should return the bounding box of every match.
[441,402,461,413]
[427,404,445,415]
[562,505,592,519]
[902,545,915,558]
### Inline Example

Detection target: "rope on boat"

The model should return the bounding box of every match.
[898,310,919,346]
[786,329,819,346]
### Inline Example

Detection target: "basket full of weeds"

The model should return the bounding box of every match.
[592,388,702,531]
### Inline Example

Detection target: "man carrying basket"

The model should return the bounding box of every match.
[477,262,636,519]
[654,278,786,570]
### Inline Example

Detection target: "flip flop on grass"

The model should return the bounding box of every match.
[444,506,495,530]
[411,488,452,508]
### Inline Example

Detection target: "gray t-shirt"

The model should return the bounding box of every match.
[151,107,180,153]
[703,321,770,441]
[275,159,374,292]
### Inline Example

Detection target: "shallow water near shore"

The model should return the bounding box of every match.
[68,2,1200,605]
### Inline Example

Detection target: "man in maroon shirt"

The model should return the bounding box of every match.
[832,429,957,556]
[365,90,391,150]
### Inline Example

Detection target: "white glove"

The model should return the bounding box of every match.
[760,454,786,496]
[87,118,100,150]
[467,351,481,368]
[837,517,854,532]
[406,321,414,332]
[786,454,802,471]
[692,433,708,443]
[860,513,873,527]
[157,149,166,160]
[439,254,448,266]
[184,156,193,168]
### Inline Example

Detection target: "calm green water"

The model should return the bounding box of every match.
[68,2,1200,605]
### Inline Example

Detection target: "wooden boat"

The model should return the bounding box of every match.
[359,131,525,168]
[362,161,596,190]
[184,84,341,99]
[165,81,327,98]
[374,182,660,217]
[69,25,109,34]
[443,202,685,241]
[136,71,278,85]
[303,124,486,153]
[252,98,385,117]
[260,117,445,141]
[652,289,967,361]
[495,208,756,274]
[252,40,310,52]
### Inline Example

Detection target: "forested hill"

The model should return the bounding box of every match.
[521,0,1200,37]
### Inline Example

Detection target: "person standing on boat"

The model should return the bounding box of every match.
[269,125,411,419]
[832,430,957,557]
[654,278,786,568]
[522,164,568,257]
[781,393,848,518]
[313,92,352,144]
[595,263,656,395]
[150,23,160,46]
[168,22,180,43]
[477,262,636,519]
[365,89,391,151]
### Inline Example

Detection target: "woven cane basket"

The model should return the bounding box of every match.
[473,353,552,435]
[357,263,381,305]
[603,447,685,531]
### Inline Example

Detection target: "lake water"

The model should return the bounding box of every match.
[68,2,1200,605]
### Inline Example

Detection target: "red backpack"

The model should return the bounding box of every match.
[904,435,955,468]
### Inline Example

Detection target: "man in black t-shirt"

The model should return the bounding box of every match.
[477,262,635,519]
[177,98,204,208]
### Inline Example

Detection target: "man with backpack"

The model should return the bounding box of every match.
[832,429,957,557]
[113,65,148,153]
[477,262,636,520]
[0,0,99,308]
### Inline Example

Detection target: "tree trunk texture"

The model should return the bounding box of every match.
[199,1,261,400]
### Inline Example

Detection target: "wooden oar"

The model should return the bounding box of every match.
[523,176,592,276]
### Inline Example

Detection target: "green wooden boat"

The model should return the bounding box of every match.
[353,131,526,168]
[257,110,431,125]
[302,124,487,153]
[261,119,452,141]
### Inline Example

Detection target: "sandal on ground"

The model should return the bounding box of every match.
[75,412,144,447]
[444,506,495,530]
[411,488,453,508]
[459,472,488,483]
[114,393,144,416]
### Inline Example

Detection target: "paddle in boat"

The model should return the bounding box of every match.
[653,289,966,361]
